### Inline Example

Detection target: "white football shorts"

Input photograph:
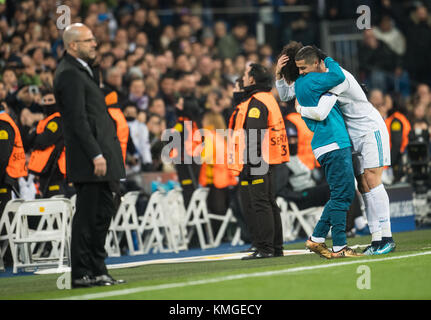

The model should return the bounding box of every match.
[351,125,391,176]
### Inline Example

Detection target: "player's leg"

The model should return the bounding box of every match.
[306,151,334,259]
[306,148,357,258]
[324,148,362,258]
[352,144,383,255]
[362,128,395,254]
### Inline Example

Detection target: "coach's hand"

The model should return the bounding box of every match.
[93,156,107,177]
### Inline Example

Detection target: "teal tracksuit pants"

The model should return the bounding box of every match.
[313,147,355,247]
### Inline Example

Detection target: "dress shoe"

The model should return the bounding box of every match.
[71,275,95,289]
[95,274,126,286]
[241,251,274,260]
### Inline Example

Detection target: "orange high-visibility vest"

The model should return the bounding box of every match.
[105,91,130,164]
[108,108,129,163]
[385,111,411,153]
[28,112,66,175]
[285,112,317,170]
[227,92,289,175]
[199,130,237,189]
[0,112,28,178]
[170,116,202,160]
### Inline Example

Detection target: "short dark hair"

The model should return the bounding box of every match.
[123,100,138,110]
[294,45,320,65]
[149,97,164,107]
[279,41,303,82]
[41,87,54,96]
[248,63,272,89]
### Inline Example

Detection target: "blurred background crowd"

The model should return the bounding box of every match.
[1,0,431,227]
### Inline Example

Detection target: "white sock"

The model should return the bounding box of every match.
[311,236,325,243]
[333,245,346,252]
[369,184,392,238]
[361,191,381,240]
[371,230,382,243]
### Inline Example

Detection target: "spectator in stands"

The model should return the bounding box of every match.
[148,96,177,128]
[384,1,431,86]
[146,113,166,171]
[214,20,241,60]
[123,101,152,171]
[369,88,385,114]
[281,0,318,45]
[104,66,127,103]
[359,29,405,93]
[373,14,406,57]
[2,68,19,97]
[0,81,8,109]
[128,77,149,112]
[407,83,431,123]
[159,72,177,127]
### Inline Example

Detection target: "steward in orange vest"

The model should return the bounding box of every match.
[104,91,129,164]
[228,90,289,177]
[27,91,65,197]
[199,129,238,189]
[284,111,316,170]
[171,73,204,209]
[199,112,238,238]
[385,110,411,182]
[228,63,287,259]
[0,104,27,213]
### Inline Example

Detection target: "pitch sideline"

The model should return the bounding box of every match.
[57,250,431,300]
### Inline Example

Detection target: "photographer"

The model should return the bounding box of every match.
[27,89,66,198]
[406,119,430,193]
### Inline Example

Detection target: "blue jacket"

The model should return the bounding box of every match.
[295,57,351,151]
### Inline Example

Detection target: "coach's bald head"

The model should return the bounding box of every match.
[63,23,97,62]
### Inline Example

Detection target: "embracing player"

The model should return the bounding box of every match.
[277,45,395,255]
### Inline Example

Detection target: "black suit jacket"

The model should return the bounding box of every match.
[54,52,125,183]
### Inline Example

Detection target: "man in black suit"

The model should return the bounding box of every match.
[54,23,126,288]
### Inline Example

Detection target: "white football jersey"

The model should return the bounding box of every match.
[329,68,386,139]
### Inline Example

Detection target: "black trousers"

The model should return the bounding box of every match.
[175,163,200,209]
[0,186,12,267]
[0,185,12,218]
[71,181,116,280]
[39,171,66,198]
[239,169,283,255]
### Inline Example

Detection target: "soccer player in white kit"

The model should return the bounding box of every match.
[297,61,395,255]
[276,53,396,255]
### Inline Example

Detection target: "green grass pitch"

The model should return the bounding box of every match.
[1,229,430,300]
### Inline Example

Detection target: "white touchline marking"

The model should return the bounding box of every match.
[56,251,431,300]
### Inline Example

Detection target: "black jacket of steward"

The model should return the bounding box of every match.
[53,52,125,183]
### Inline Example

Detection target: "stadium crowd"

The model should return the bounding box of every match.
[1,0,431,238]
